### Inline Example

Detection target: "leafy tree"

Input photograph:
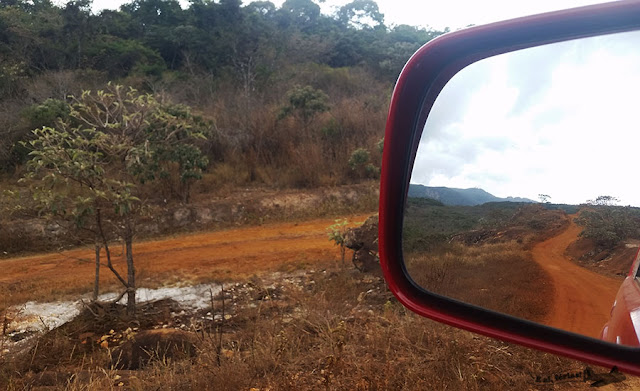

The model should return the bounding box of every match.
[246,1,276,17]
[348,147,369,169]
[22,98,70,128]
[586,195,620,206]
[23,126,129,302]
[278,85,329,129]
[338,0,384,29]
[94,9,140,39]
[280,0,320,27]
[61,0,92,68]
[349,147,378,179]
[85,36,165,77]
[121,0,184,31]
[145,103,210,203]
[538,194,550,203]
[22,84,209,313]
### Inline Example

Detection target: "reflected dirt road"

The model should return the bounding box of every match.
[532,218,621,338]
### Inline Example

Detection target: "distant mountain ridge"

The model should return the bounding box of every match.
[408,184,535,206]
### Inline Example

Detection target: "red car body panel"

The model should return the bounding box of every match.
[601,249,640,346]
[379,0,640,375]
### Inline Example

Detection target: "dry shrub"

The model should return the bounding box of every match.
[406,241,553,322]
[278,142,326,188]
[106,270,586,390]
[194,164,252,196]
[149,64,389,192]
[0,268,612,390]
[25,70,106,103]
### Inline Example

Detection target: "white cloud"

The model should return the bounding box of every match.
[411,30,640,206]
[89,0,604,30]
[288,0,604,30]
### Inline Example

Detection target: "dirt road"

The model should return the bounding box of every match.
[0,214,371,307]
[532,218,621,338]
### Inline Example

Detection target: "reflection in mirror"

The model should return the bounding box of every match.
[403,30,640,346]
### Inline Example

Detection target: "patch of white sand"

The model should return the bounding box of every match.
[5,284,221,336]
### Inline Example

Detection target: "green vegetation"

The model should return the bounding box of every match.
[0,0,445,189]
[576,205,640,250]
[403,198,528,253]
[586,195,620,206]
[327,218,350,265]
[0,0,435,279]
[20,84,209,314]
[403,198,567,322]
[348,147,379,179]
[278,85,330,128]
[407,184,535,206]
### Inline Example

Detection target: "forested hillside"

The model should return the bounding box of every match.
[408,184,535,206]
[0,0,445,190]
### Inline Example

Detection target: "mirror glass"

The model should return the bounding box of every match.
[404,30,640,346]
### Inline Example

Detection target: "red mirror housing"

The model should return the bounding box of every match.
[379,0,640,375]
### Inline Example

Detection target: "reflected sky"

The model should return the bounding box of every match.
[410,30,640,206]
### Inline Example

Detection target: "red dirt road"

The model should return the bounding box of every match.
[0,215,370,306]
[532,218,621,338]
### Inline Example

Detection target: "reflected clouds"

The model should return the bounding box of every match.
[411,30,640,206]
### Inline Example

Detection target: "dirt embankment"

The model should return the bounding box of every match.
[0,183,378,257]
[566,236,639,278]
[0,214,372,308]
[532,218,622,338]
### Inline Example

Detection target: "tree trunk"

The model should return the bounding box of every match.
[96,208,128,289]
[182,180,191,204]
[124,219,136,316]
[93,242,100,301]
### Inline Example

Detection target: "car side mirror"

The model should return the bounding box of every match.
[379,0,640,375]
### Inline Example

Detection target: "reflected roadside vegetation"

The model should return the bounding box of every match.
[403,30,640,343]
[404,200,568,322]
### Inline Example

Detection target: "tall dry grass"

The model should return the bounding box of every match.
[156,64,388,191]
[405,241,553,322]
[1,269,595,390]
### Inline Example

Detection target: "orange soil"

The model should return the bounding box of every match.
[532,217,621,338]
[0,214,371,305]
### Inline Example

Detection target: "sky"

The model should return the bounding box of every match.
[89,0,606,30]
[279,0,605,30]
[410,30,640,206]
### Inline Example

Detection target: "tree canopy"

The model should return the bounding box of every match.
[0,0,444,91]
[21,84,209,312]
[0,0,445,189]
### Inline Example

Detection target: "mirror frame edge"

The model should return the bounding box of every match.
[379,0,640,374]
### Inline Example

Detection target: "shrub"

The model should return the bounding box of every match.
[278,85,330,128]
[576,206,640,249]
[327,218,349,265]
[22,98,70,129]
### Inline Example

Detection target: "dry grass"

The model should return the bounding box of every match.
[405,241,553,323]
[1,268,602,390]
